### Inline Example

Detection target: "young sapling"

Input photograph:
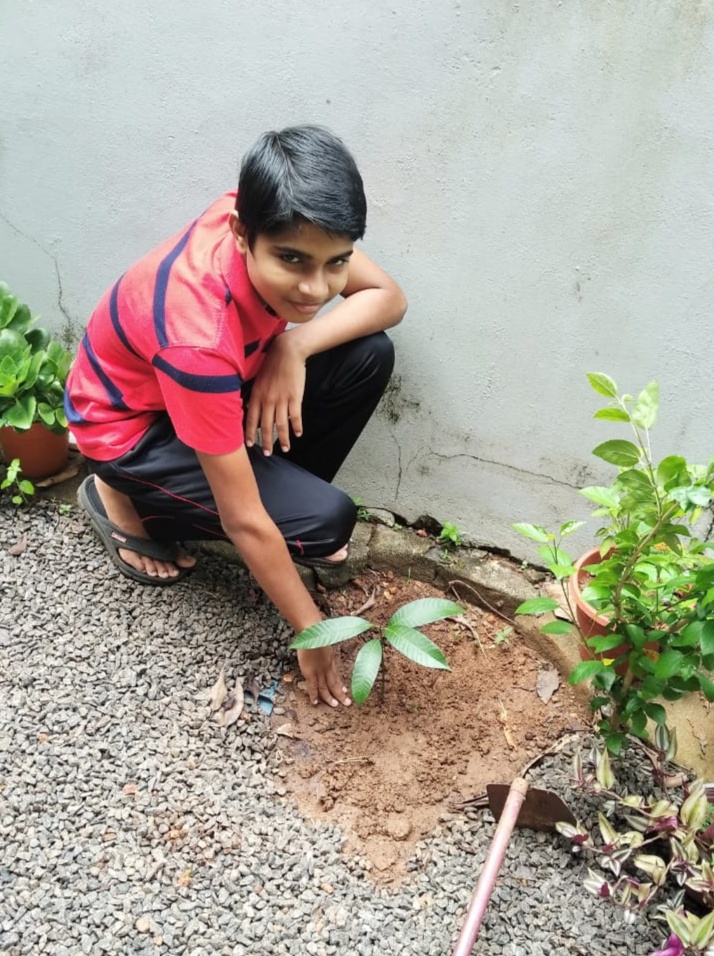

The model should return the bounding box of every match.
[439,520,463,549]
[289,596,464,704]
[1,458,35,505]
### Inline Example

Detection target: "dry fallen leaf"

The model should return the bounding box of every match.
[177,867,192,888]
[275,722,299,739]
[8,536,27,556]
[218,678,244,729]
[536,667,561,704]
[208,667,227,712]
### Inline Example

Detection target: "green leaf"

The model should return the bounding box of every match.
[539,620,574,635]
[36,402,55,427]
[586,633,626,654]
[615,468,653,493]
[512,522,551,543]
[605,732,626,755]
[514,597,560,616]
[692,908,714,948]
[644,702,667,725]
[559,520,586,537]
[698,672,714,702]
[687,485,712,508]
[657,455,687,486]
[624,624,648,649]
[579,486,619,508]
[665,911,692,947]
[388,597,463,629]
[630,710,647,735]
[674,620,709,649]
[568,660,607,684]
[630,381,659,430]
[587,373,618,398]
[289,616,372,650]
[641,675,665,698]
[654,649,684,680]
[384,623,450,669]
[4,395,36,430]
[549,563,577,579]
[592,440,641,467]
[593,408,631,422]
[351,639,382,705]
[701,621,714,656]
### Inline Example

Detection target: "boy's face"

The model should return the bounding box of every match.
[230,215,354,323]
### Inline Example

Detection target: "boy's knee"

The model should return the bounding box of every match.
[328,489,358,548]
[353,331,395,389]
[367,331,395,376]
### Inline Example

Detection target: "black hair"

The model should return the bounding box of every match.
[237,126,367,248]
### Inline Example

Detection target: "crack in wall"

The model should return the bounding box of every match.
[389,427,404,501]
[0,211,80,348]
[423,450,581,490]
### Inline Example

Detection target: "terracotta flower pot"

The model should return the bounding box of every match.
[569,546,633,671]
[569,546,659,673]
[0,423,69,480]
[568,546,610,641]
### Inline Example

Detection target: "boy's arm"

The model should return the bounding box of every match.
[246,250,406,454]
[196,445,351,708]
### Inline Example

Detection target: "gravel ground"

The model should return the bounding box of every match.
[1,498,670,955]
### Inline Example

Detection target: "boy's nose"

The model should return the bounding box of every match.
[298,273,329,300]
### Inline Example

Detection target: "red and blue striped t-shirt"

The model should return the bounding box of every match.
[66,192,287,461]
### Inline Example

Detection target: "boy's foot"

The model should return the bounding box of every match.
[293,543,350,569]
[79,476,196,583]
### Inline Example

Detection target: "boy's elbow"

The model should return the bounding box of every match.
[389,286,408,327]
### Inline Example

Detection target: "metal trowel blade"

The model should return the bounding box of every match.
[486,784,576,832]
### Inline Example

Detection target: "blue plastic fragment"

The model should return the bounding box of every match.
[257,679,280,715]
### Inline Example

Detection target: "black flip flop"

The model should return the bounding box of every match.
[292,544,350,570]
[77,475,192,586]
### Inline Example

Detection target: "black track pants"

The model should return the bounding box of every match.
[87,332,394,560]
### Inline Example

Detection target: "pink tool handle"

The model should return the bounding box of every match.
[452,777,529,956]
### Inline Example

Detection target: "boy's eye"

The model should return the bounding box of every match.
[279,254,302,265]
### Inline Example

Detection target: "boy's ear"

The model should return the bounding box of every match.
[229,211,249,254]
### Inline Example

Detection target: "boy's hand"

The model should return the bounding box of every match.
[245,336,306,455]
[296,647,352,708]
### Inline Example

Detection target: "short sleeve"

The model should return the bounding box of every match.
[153,346,246,454]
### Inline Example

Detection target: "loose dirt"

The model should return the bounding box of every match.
[274,570,590,883]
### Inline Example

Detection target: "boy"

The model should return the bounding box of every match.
[65,126,406,709]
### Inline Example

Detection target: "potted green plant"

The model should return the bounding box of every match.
[514,373,714,753]
[0,281,72,479]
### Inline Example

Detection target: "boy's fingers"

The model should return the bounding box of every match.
[275,403,291,453]
[324,662,351,707]
[244,405,258,447]
[260,406,276,455]
[288,398,303,438]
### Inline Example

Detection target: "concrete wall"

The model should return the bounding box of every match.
[2,0,713,559]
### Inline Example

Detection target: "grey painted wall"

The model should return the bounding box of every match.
[2,0,713,559]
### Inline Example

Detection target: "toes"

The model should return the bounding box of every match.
[116,545,194,578]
